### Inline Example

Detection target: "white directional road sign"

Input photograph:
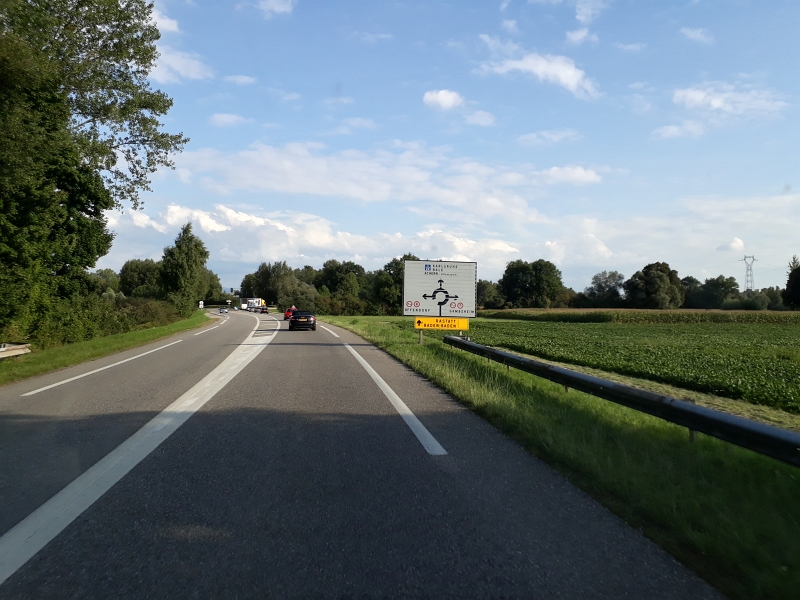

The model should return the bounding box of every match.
[403,261,477,318]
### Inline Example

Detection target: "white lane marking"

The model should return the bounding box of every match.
[320,325,340,338]
[21,341,184,397]
[0,315,271,585]
[193,325,219,336]
[342,343,446,456]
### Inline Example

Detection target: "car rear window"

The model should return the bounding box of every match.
[294,311,314,316]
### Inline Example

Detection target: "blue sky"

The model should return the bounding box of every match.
[100,0,800,292]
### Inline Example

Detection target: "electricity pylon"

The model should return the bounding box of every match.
[740,255,756,291]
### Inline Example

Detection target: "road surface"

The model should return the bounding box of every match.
[0,311,721,598]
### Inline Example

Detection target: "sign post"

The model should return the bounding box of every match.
[404,261,477,344]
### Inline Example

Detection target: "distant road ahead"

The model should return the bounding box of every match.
[0,312,720,598]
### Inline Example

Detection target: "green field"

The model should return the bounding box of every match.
[428,319,800,414]
[324,316,800,600]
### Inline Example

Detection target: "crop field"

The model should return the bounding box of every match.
[457,320,800,414]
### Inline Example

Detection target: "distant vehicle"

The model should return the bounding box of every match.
[219,307,228,314]
[260,307,269,314]
[284,306,298,320]
[233,306,239,310]
[288,310,316,331]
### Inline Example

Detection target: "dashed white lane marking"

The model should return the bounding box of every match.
[0,315,268,586]
[193,325,219,336]
[21,341,184,397]
[320,325,340,338]
[342,343,446,456]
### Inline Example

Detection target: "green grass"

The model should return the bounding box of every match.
[324,316,800,600]
[436,319,800,413]
[0,310,211,387]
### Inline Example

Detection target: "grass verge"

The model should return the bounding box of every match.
[0,310,211,387]
[324,316,800,600]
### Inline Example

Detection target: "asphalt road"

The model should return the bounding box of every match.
[0,311,722,598]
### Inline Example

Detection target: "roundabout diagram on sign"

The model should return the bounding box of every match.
[423,280,459,316]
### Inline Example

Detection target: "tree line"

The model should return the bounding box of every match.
[1,1,189,346]
[239,255,800,315]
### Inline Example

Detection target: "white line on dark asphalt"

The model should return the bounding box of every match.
[193,325,219,336]
[320,325,340,337]
[0,315,268,586]
[21,340,184,397]
[343,343,447,456]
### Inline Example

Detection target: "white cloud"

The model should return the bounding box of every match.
[652,120,706,139]
[224,75,257,85]
[479,34,522,57]
[257,0,296,19]
[615,42,644,52]
[170,141,602,228]
[151,6,180,33]
[536,165,601,184]
[480,53,598,99]
[501,19,519,34]
[566,28,598,44]
[210,113,252,127]
[465,111,496,126]
[717,237,744,252]
[283,92,301,101]
[131,211,167,233]
[673,83,788,117]
[575,0,606,23]
[518,129,579,145]
[164,205,231,233]
[353,32,393,43]
[681,27,714,44]
[150,46,213,83]
[423,89,465,110]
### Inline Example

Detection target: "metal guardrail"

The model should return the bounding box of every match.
[442,336,800,468]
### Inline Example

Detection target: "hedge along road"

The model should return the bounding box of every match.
[0,314,721,598]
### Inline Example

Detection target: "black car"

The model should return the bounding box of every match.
[288,310,316,331]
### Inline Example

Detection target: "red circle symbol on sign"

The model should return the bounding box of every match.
[406,300,413,307]
[450,302,457,308]
[457,302,463,309]
[414,301,420,308]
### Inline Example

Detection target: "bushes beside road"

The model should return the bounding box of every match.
[478,308,800,324]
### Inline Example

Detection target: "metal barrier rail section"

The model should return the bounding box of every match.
[442,335,800,468]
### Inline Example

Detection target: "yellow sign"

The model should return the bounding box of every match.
[413,317,469,330]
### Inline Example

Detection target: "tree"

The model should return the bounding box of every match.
[624,262,685,309]
[276,277,318,312]
[314,260,366,296]
[294,265,318,285]
[583,271,625,307]
[0,24,114,333]
[498,259,563,308]
[195,267,222,301]
[6,0,187,209]
[240,273,257,298]
[372,253,420,315]
[252,261,294,303]
[788,255,800,276]
[119,258,161,297]
[89,268,120,293]
[160,223,209,316]
[477,280,504,308]
[783,267,800,310]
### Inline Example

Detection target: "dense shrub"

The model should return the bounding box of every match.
[2,296,181,349]
[477,308,800,324]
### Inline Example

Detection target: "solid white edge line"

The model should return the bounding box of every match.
[342,343,446,456]
[193,325,219,336]
[320,325,340,338]
[21,340,183,397]
[0,313,270,586]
